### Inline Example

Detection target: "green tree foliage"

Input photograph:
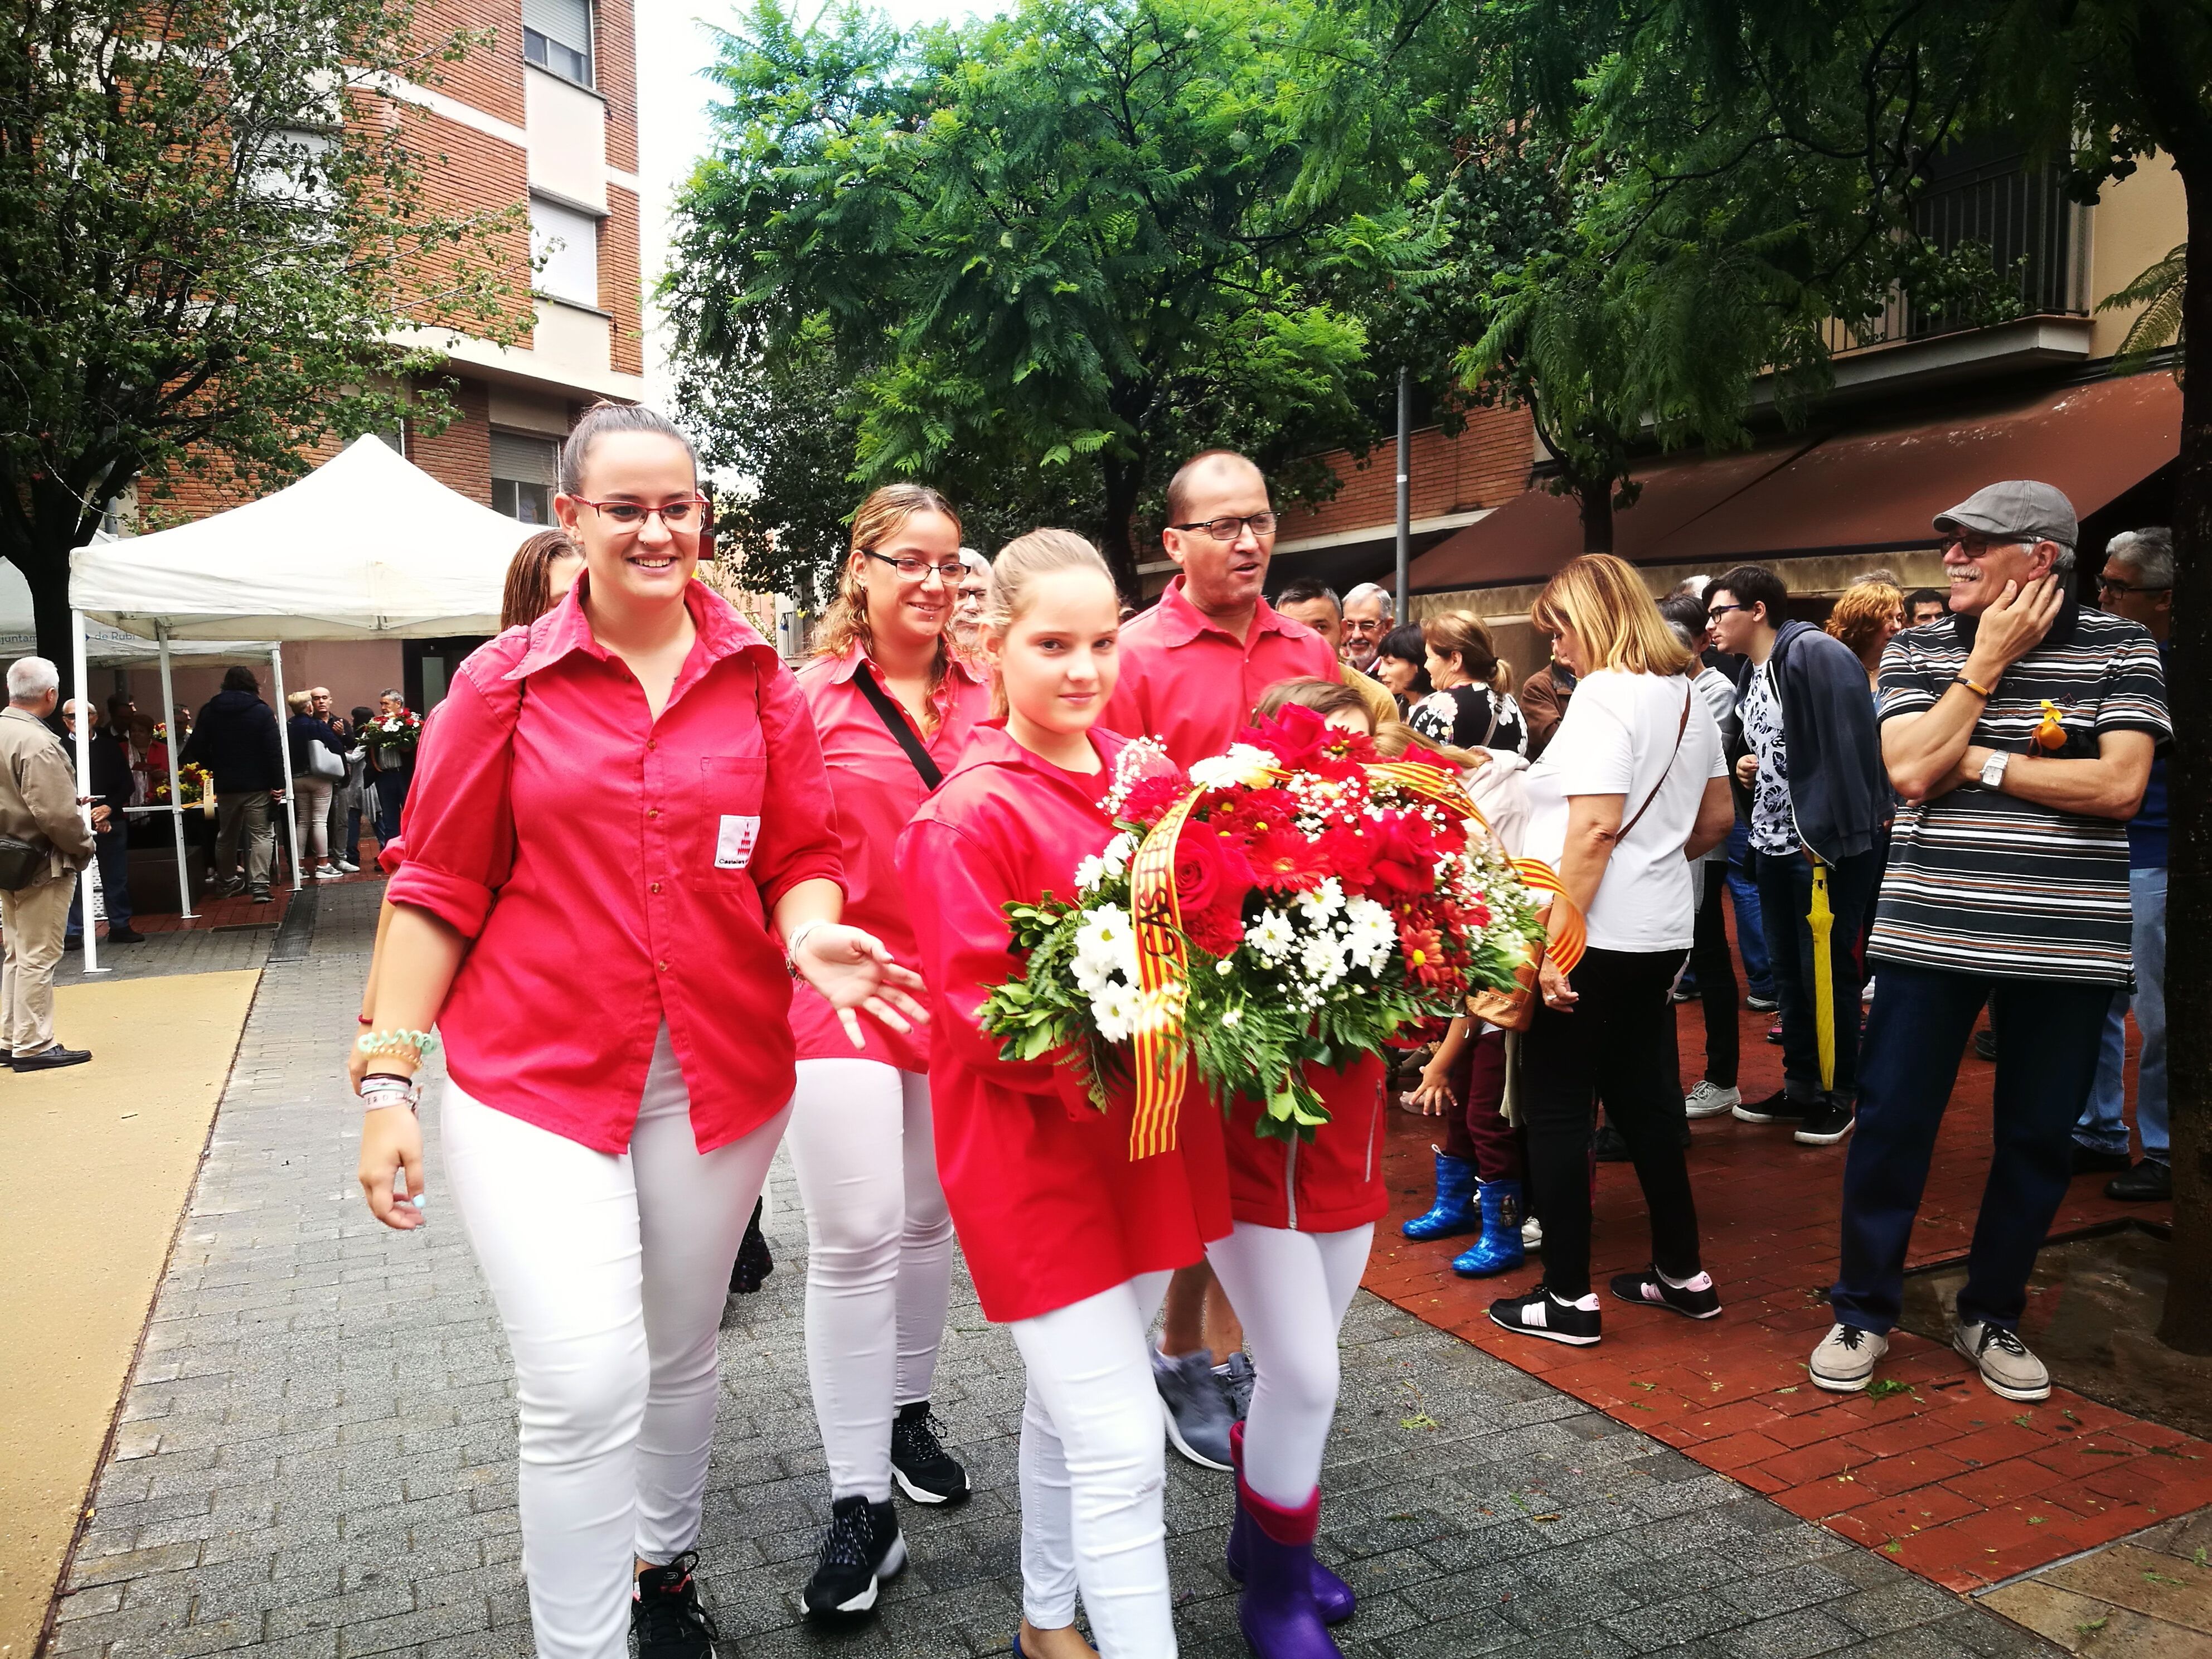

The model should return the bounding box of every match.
[0,0,525,669]
[665,0,1418,595]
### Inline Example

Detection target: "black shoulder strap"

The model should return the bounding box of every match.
[852,664,944,790]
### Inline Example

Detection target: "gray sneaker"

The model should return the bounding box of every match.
[1215,1351,1255,1423]
[1684,1081,1740,1118]
[1809,1322,1888,1392]
[1152,1348,1233,1470]
[1952,1314,2051,1402]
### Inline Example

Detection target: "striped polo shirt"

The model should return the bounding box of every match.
[1867,599,2168,985]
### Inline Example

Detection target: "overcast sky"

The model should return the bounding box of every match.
[633,0,1006,411]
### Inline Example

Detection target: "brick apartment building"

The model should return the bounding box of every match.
[1250,145,2189,684]
[126,0,646,722]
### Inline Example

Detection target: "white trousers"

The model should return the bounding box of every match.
[1010,1271,1175,1656]
[784,1058,955,1501]
[1205,1221,1374,1506]
[442,1027,790,1659]
[291,775,333,861]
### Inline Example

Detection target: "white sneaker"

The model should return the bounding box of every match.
[1521,1215,1543,1248]
[1809,1322,1888,1392]
[1953,1314,2051,1402]
[1685,1081,1741,1118]
[313,866,342,880]
[334,860,360,874]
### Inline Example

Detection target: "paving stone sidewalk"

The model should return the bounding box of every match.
[45,881,2057,1659]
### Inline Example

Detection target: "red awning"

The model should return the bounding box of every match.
[1650,375,2181,563]
[1409,440,1813,591]
[1408,373,2181,591]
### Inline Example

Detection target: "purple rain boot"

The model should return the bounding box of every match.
[1226,1422,1354,1624]
[1235,1470,1345,1658]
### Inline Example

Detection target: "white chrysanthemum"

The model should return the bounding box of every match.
[1099,832,1138,879]
[1246,909,1296,963]
[1298,932,1347,988]
[1188,744,1277,791]
[1073,905,1138,990]
[1294,877,1345,923]
[1091,980,1142,1045]
[1074,855,1107,894]
[1342,897,1396,973]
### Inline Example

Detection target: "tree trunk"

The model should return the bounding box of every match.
[1578,476,1615,552]
[29,558,80,701]
[2156,164,2212,1355]
[1101,454,1146,598]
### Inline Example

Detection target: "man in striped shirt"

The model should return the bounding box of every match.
[1810,481,2168,1406]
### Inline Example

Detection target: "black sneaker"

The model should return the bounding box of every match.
[248,888,271,904]
[1488,1284,1602,1346]
[729,1196,773,1294]
[800,1493,906,1617]
[632,1552,719,1659]
[2070,1143,2131,1176]
[105,926,147,944]
[2107,1159,2172,1202]
[1793,1098,1855,1146]
[1731,1089,1811,1125]
[1609,1269,1723,1320]
[1593,1123,1630,1162]
[889,1401,969,1505]
[1744,992,1778,1013]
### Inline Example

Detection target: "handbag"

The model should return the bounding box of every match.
[308,738,345,782]
[0,835,48,891]
[851,664,945,789]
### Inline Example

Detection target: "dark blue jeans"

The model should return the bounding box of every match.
[1724,819,1772,996]
[66,823,132,940]
[1755,847,1879,1102]
[1832,961,2115,1335]
[373,768,410,844]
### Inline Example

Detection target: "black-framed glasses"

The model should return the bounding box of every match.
[1170,512,1278,542]
[576,496,708,532]
[1706,602,1750,620]
[2098,576,2171,598]
[863,550,965,583]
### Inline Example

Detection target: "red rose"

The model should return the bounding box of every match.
[1171,824,1246,919]
[1366,811,1438,898]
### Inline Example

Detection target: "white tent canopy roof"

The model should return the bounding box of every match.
[0,560,268,666]
[71,435,527,641]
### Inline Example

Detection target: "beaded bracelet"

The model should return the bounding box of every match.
[355,1028,439,1063]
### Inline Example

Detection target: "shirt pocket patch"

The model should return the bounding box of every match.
[699,756,768,885]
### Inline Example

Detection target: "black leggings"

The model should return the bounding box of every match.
[1522,947,1703,1299]
[1681,864,1739,1089]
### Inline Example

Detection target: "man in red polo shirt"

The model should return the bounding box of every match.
[1103,448,1338,1471]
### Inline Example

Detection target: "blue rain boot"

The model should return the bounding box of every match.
[1451,1180,1526,1278]
[1400,1148,1479,1241]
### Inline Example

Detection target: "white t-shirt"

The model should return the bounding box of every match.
[1529,668,1727,954]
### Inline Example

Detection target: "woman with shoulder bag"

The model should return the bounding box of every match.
[353,402,926,1659]
[784,484,991,1618]
[1489,555,1735,1348]
[284,690,348,880]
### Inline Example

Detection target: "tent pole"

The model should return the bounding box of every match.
[156,622,193,920]
[71,609,106,976]
[271,648,302,892]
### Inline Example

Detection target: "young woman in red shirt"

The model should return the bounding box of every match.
[1206,677,1389,1658]
[896,530,1230,1658]
[786,484,990,1618]
[351,403,925,1659]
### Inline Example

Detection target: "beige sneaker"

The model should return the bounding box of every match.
[1953,1316,2050,1401]
[1809,1322,1888,1392]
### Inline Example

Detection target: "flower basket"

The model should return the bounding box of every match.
[981,707,1562,1151]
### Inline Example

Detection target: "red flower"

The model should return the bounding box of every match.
[1316,823,1377,891]
[1247,827,1329,892]
[1365,810,1439,899]
[1171,823,1249,919]
[1117,769,1190,828]
[1399,924,1452,986]
[1185,892,1248,958]
[1247,702,1333,770]
[1204,785,1297,843]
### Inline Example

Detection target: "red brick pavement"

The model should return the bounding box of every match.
[1362,991,2211,1593]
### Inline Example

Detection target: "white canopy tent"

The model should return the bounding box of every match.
[64,436,526,969]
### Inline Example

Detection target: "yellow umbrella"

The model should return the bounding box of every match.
[1808,864,1836,1092]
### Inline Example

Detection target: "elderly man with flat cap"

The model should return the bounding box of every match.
[1810,481,2167,1406]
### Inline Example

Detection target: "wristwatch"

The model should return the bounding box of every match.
[1979,750,2010,791]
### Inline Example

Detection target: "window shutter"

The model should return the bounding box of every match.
[522,0,590,51]
[489,431,559,486]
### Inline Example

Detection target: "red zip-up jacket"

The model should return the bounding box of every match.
[896,724,1232,1324]
[1224,1055,1389,1233]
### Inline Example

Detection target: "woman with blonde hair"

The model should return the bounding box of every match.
[1410,610,1527,754]
[1490,554,1734,1347]
[787,483,990,1619]
[1825,580,1905,694]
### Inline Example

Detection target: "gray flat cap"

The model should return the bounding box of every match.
[1933,481,2077,549]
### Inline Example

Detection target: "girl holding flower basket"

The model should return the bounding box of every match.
[896,530,1231,1658]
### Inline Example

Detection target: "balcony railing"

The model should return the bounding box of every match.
[1823,156,2092,356]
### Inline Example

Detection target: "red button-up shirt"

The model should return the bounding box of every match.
[388,581,844,1153]
[788,644,989,1070]
[896,724,1231,1323]
[1102,577,1340,769]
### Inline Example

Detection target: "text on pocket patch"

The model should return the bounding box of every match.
[716,815,761,870]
